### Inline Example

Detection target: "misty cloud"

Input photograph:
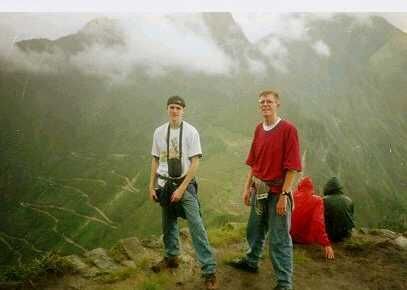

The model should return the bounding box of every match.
[258,37,288,73]
[233,13,316,74]
[6,49,66,74]
[233,12,406,74]
[312,40,331,57]
[0,14,235,78]
[119,15,234,75]
[247,57,267,75]
[2,12,407,80]
[232,13,310,43]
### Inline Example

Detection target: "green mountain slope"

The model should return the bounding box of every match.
[0,13,406,266]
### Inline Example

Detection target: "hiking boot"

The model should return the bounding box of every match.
[204,273,218,290]
[151,256,179,273]
[227,258,258,273]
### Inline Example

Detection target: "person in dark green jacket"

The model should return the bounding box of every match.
[323,177,355,242]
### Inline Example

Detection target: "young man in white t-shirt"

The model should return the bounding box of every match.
[149,96,217,290]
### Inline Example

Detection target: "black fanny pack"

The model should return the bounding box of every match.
[156,177,185,207]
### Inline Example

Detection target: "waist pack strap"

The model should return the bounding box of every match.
[157,174,198,193]
[157,174,185,182]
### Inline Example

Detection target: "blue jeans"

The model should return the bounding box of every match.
[246,194,293,289]
[161,183,216,275]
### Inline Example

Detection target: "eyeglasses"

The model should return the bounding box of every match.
[258,100,275,105]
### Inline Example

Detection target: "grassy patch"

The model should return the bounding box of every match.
[208,222,246,247]
[135,256,152,271]
[221,251,244,265]
[343,236,377,253]
[0,252,74,282]
[293,248,312,265]
[94,267,137,284]
[134,272,171,290]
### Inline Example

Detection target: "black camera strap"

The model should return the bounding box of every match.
[166,121,183,162]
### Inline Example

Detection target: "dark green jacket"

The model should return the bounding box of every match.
[323,177,354,242]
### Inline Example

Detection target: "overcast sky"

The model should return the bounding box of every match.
[1,0,407,41]
[0,12,406,44]
[1,0,407,12]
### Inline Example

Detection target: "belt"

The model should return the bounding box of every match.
[157,174,186,183]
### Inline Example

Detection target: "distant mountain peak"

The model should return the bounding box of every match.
[202,12,250,47]
[16,17,125,55]
[79,17,123,38]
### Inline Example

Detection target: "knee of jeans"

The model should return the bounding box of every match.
[182,191,200,208]
[270,228,291,244]
[185,211,204,225]
[270,235,293,250]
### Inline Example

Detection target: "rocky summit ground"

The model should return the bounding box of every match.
[1,224,406,290]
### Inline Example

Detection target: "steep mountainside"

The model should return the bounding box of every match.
[0,13,406,266]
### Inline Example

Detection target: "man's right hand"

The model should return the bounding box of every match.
[149,188,158,202]
[324,245,335,260]
[243,189,251,206]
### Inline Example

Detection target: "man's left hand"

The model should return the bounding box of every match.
[276,195,287,216]
[170,187,185,203]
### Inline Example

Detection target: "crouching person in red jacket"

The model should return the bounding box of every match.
[290,176,335,260]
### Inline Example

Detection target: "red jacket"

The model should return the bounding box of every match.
[290,177,331,247]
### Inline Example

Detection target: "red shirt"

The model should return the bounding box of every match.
[291,177,331,247]
[246,120,302,193]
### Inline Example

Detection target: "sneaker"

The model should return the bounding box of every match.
[273,286,292,290]
[204,273,218,290]
[151,256,179,273]
[227,258,258,273]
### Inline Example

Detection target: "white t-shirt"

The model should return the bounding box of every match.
[151,121,202,186]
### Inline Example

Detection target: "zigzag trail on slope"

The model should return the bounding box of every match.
[20,202,88,253]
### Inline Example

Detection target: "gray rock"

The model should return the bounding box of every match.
[120,237,160,264]
[391,236,407,250]
[85,248,119,272]
[120,237,148,261]
[65,254,105,278]
[121,260,137,268]
[369,228,398,239]
[173,254,199,284]
[81,266,103,279]
[65,254,90,273]
[141,237,162,249]
[359,227,370,235]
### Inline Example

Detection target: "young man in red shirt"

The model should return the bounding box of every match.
[229,90,302,290]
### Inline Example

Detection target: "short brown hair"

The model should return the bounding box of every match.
[167,95,186,108]
[258,90,280,100]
